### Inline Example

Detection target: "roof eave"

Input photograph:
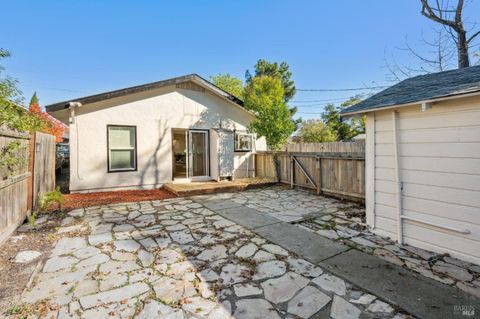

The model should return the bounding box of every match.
[45,74,199,113]
[46,73,254,117]
[45,73,247,111]
[341,90,480,117]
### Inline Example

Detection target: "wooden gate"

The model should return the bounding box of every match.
[32,131,56,208]
[255,142,365,201]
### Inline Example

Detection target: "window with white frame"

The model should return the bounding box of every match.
[235,131,253,152]
[107,125,137,172]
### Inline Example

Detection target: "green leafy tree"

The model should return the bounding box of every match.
[246,59,301,130]
[322,96,365,141]
[342,97,365,138]
[298,119,337,143]
[244,76,296,150]
[246,59,296,102]
[0,49,28,131]
[210,73,244,99]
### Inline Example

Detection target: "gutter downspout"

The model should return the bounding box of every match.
[69,102,83,182]
[392,110,403,245]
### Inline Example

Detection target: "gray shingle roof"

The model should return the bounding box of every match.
[341,65,480,115]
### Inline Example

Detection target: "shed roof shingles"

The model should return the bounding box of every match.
[342,65,480,115]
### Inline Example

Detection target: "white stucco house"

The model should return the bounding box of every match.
[342,65,480,265]
[46,74,266,193]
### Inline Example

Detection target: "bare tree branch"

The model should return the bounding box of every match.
[420,0,456,28]
[455,0,463,25]
[468,30,480,43]
[419,0,474,68]
[385,0,476,81]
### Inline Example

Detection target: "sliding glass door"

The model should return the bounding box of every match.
[188,130,209,178]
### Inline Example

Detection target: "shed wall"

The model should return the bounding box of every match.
[368,95,480,264]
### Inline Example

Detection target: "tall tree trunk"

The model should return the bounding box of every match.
[457,31,470,68]
[420,0,479,69]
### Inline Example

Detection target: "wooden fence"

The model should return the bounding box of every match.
[255,142,365,201]
[33,132,56,204]
[281,142,365,153]
[0,128,56,244]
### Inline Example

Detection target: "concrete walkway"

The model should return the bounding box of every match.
[196,196,480,319]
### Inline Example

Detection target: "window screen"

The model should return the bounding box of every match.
[108,126,136,171]
[235,132,253,152]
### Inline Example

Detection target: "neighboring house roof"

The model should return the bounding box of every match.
[45,73,244,113]
[342,65,480,115]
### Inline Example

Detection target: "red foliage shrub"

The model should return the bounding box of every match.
[29,92,66,142]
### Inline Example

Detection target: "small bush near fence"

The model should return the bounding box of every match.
[38,187,65,212]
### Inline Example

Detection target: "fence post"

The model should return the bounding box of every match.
[274,153,281,183]
[290,156,295,189]
[252,153,256,178]
[316,155,322,195]
[27,133,36,213]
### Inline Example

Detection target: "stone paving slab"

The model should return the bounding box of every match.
[319,249,480,319]
[197,198,244,211]
[210,199,350,263]
[216,204,282,229]
[254,222,350,263]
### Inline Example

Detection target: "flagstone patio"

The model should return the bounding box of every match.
[15,196,411,319]
[221,186,480,297]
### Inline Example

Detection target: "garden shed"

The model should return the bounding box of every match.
[342,65,480,264]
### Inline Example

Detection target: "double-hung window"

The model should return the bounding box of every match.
[107,125,137,172]
[234,131,253,152]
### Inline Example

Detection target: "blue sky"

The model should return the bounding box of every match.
[2,0,479,119]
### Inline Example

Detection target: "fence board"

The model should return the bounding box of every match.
[255,142,365,201]
[0,129,56,244]
[282,142,365,154]
[0,128,31,244]
[33,132,56,208]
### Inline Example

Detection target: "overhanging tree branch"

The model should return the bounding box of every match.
[467,30,480,44]
[419,0,477,68]
[420,0,456,28]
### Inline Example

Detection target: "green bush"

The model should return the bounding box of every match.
[38,187,65,212]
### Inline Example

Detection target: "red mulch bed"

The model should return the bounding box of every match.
[64,188,176,210]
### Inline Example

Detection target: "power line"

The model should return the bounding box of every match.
[290,97,354,103]
[293,104,330,108]
[296,85,388,92]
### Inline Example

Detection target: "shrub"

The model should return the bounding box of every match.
[38,187,65,212]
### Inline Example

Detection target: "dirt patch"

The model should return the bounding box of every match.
[64,188,176,210]
[0,212,64,313]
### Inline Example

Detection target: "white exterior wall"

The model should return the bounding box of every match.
[366,95,480,264]
[66,84,266,192]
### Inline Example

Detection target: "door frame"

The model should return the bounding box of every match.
[188,129,210,180]
[171,128,210,182]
